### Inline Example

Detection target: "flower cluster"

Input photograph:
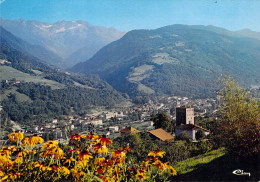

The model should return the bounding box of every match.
[0,132,176,181]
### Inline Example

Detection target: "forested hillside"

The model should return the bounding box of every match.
[70,25,260,101]
[0,29,127,125]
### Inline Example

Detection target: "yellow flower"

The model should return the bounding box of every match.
[95,157,106,166]
[152,160,167,170]
[59,166,70,175]
[31,135,44,144]
[0,155,14,168]
[33,162,52,172]
[135,173,146,181]
[22,136,44,147]
[148,150,166,158]
[93,143,108,155]
[112,149,126,159]
[8,131,24,142]
[0,169,5,177]
[78,150,93,161]
[71,168,85,180]
[42,140,59,149]
[140,160,150,170]
[0,146,18,156]
[0,148,12,157]
[167,165,177,176]
[77,160,89,168]
[43,146,64,159]
[63,157,76,165]
[14,152,25,163]
[137,169,146,175]
[86,133,99,140]
[1,172,22,181]
[98,135,112,146]
[70,133,82,141]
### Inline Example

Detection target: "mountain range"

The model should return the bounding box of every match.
[1,18,260,102]
[0,18,125,68]
[0,27,127,124]
[70,24,260,100]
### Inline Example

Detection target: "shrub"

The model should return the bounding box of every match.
[216,76,260,158]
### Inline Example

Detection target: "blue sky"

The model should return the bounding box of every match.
[0,0,260,32]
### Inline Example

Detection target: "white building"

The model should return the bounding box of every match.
[175,124,210,140]
[108,126,119,132]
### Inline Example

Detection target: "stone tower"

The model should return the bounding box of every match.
[176,106,194,126]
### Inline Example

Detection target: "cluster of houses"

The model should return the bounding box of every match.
[2,104,210,144]
[119,106,210,141]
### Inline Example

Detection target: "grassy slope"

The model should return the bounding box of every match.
[171,148,260,181]
[0,87,31,102]
[0,65,64,89]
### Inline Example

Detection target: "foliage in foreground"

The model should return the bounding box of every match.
[174,148,226,175]
[0,132,176,182]
[173,149,259,181]
[216,76,260,158]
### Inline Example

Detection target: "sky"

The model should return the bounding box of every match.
[0,0,260,32]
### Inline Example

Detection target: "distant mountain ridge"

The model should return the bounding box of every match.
[0,29,127,124]
[70,24,260,100]
[0,26,64,67]
[0,18,125,68]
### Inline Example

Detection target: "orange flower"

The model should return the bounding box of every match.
[97,158,113,167]
[70,133,82,141]
[112,149,126,159]
[123,145,131,153]
[98,175,110,182]
[97,166,106,174]
[68,148,80,154]
[51,165,59,172]
[99,135,112,146]
[86,133,99,140]
[146,156,158,162]
[78,150,93,161]
[8,131,24,142]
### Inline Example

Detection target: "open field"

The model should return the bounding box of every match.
[0,87,32,102]
[0,65,64,89]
